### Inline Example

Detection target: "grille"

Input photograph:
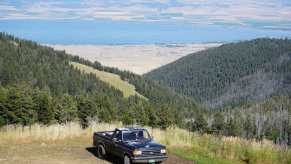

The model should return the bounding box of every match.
[142,150,162,156]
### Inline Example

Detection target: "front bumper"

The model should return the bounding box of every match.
[131,155,168,163]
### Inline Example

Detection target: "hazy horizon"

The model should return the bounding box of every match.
[1,20,290,45]
[1,0,291,45]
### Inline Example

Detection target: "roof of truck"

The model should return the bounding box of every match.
[116,127,145,131]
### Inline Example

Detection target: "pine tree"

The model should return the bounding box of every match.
[33,89,54,124]
[55,94,78,123]
[0,86,7,126]
[226,117,242,136]
[77,95,97,128]
[212,113,225,134]
[193,113,208,133]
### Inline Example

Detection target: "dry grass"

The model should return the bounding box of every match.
[0,122,117,164]
[70,62,145,98]
[0,122,191,146]
[0,122,121,143]
[1,122,290,164]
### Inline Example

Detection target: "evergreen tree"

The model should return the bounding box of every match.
[244,114,255,139]
[212,113,225,134]
[33,89,54,124]
[55,94,78,123]
[0,86,7,126]
[5,84,37,125]
[77,95,98,128]
[157,105,174,129]
[226,117,242,136]
[193,113,208,133]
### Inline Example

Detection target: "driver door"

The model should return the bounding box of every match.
[110,130,123,157]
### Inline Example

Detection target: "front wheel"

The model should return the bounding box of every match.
[96,144,106,159]
[124,155,131,164]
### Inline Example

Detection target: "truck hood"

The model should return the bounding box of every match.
[125,139,165,149]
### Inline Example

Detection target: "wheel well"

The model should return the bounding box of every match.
[97,142,105,148]
[124,152,131,158]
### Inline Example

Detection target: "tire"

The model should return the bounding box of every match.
[123,155,131,164]
[96,144,106,159]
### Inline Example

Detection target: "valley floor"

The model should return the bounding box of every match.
[50,43,220,74]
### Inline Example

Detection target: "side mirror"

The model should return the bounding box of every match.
[113,138,120,143]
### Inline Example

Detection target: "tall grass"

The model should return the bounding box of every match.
[1,122,291,164]
[151,127,291,163]
[0,122,121,143]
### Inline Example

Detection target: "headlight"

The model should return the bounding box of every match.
[133,149,142,156]
[160,149,166,154]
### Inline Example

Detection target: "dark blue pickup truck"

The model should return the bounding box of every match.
[93,127,168,164]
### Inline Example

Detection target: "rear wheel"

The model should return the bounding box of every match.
[123,155,131,164]
[96,144,106,159]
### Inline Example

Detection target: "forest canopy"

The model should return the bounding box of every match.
[146,38,291,108]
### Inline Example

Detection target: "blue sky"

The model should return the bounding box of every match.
[0,0,291,44]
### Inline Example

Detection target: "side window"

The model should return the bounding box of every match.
[116,131,122,140]
[113,130,122,141]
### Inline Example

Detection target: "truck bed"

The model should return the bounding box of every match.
[95,131,114,138]
[93,131,114,146]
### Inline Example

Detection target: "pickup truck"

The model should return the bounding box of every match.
[93,127,168,164]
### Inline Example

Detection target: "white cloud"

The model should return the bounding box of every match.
[0,0,290,30]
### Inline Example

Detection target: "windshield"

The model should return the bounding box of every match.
[122,130,151,141]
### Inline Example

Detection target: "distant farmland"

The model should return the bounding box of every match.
[51,43,220,74]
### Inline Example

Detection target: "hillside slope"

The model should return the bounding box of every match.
[0,33,198,128]
[146,38,291,108]
[70,62,145,98]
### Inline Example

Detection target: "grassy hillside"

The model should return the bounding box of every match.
[146,38,291,108]
[70,62,145,98]
[70,55,197,110]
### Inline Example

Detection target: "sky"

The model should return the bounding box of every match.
[0,0,291,44]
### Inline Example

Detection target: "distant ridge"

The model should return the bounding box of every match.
[146,38,291,108]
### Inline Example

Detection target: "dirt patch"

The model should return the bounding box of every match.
[0,138,193,164]
[0,138,109,164]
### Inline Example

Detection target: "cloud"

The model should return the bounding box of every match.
[0,0,290,30]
